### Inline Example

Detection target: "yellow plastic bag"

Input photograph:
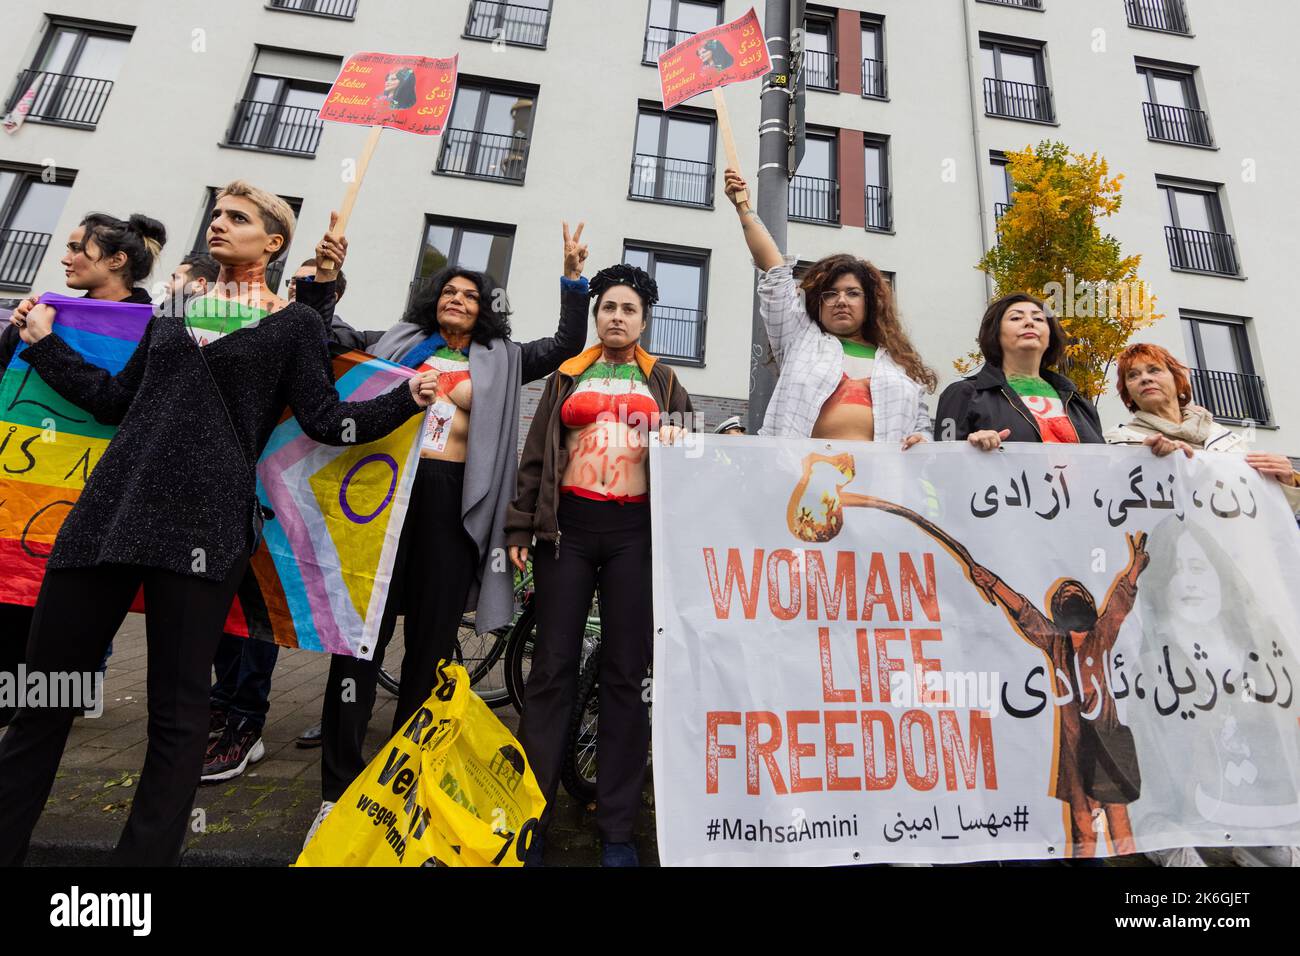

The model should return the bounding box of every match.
[296,663,545,867]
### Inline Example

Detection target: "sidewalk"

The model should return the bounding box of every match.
[11,618,657,867]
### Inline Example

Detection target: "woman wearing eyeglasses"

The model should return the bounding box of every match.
[723,167,937,445]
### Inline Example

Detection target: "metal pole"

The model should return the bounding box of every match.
[746,0,796,432]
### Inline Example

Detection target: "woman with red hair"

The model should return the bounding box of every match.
[1105,343,1300,514]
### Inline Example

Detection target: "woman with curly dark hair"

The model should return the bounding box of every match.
[505,262,692,867]
[295,222,589,842]
[723,167,936,445]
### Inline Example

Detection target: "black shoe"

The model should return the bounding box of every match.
[208,708,229,740]
[296,722,323,748]
[202,721,266,782]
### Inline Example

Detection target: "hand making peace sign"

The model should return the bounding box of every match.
[563,220,588,280]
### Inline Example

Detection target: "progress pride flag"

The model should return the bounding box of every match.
[318,52,458,135]
[658,8,771,110]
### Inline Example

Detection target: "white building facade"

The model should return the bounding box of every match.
[0,0,1294,454]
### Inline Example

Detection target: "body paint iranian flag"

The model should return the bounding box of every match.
[1007,375,1080,444]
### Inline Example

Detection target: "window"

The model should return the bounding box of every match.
[192,187,303,294]
[5,18,132,127]
[630,103,715,208]
[463,1,552,48]
[803,8,838,92]
[267,0,358,19]
[412,217,516,302]
[226,48,337,157]
[790,130,839,225]
[1126,0,1190,35]
[860,16,887,99]
[980,37,1054,122]
[1137,60,1212,146]
[623,242,709,365]
[436,79,537,184]
[989,151,1013,220]
[644,0,724,65]
[1158,180,1238,275]
[1181,312,1267,422]
[863,136,891,231]
[0,165,75,290]
[977,0,1043,8]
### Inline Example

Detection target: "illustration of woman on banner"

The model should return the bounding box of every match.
[1126,517,1300,867]
[697,39,734,73]
[376,67,417,111]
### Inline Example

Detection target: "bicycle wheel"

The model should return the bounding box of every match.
[377,614,512,705]
[561,647,600,805]
[503,601,537,715]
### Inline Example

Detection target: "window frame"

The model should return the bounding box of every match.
[10,17,133,129]
[434,77,539,186]
[629,101,718,209]
[802,6,839,93]
[859,14,888,100]
[980,35,1055,124]
[622,238,711,366]
[1180,310,1268,424]
[642,0,726,66]
[789,127,840,226]
[0,162,77,291]
[412,215,518,294]
[461,0,553,50]
[863,134,892,232]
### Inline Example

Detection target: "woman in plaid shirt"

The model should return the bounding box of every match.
[724,167,937,445]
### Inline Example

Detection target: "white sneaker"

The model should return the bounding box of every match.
[1232,845,1300,867]
[1146,846,1207,867]
[303,800,336,851]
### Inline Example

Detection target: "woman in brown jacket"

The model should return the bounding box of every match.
[506,263,691,867]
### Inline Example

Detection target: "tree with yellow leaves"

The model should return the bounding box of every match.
[959,141,1161,400]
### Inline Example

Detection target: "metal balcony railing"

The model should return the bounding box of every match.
[629,154,714,207]
[861,57,886,98]
[268,0,358,18]
[645,305,706,364]
[4,69,114,127]
[1143,102,1212,146]
[980,0,1043,7]
[994,202,1012,220]
[1189,368,1269,423]
[789,175,839,225]
[804,49,837,91]
[0,229,52,288]
[983,77,1055,122]
[464,1,551,48]
[643,25,696,64]
[1126,0,1190,34]
[1165,225,1239,276]
[226,99,324,156]
[437,128,530,182]
[864,184,892,231]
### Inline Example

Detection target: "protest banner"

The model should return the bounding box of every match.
[658,7,771,206]
[316,52,459,268]
[0,294,154,605]
[650,436,1300,865]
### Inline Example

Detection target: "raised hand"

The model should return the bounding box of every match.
[316,211,347,280]
[1126,531,1150,575]
[723,167,749,210]
[562,220,588,280]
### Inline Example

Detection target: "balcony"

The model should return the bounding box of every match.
[267,0,358,18]
[4,70,114,128]
[790,175,839,225]
[861,58,886,98]
[643,25,695,65]
[629,154,713,208]
[645,305,707,365]
[1126,0,1190,34]
[804,50,838,91]
[463,1,551,48]
[864,185,892,231]
[1189,368,1269,424]
[979,0,1043,7]
[983,77,1055,122]
[226,99,325,157]
[437,128,529,183]
[1165,226,1239,276]
[1143,102,1213,147]
[0,229,52,289]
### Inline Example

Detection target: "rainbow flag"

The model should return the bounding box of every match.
[0,294,154,604]
[241,349,422,658]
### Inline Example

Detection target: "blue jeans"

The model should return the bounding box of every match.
[210,633,279,733]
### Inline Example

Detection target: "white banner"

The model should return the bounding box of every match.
[650,437,1300,866]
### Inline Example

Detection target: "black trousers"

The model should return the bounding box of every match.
[0,603,34,728]
[320,458,478,802]
[0,556,247,866]
[210,631,280,733]
[519,494,653,844]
